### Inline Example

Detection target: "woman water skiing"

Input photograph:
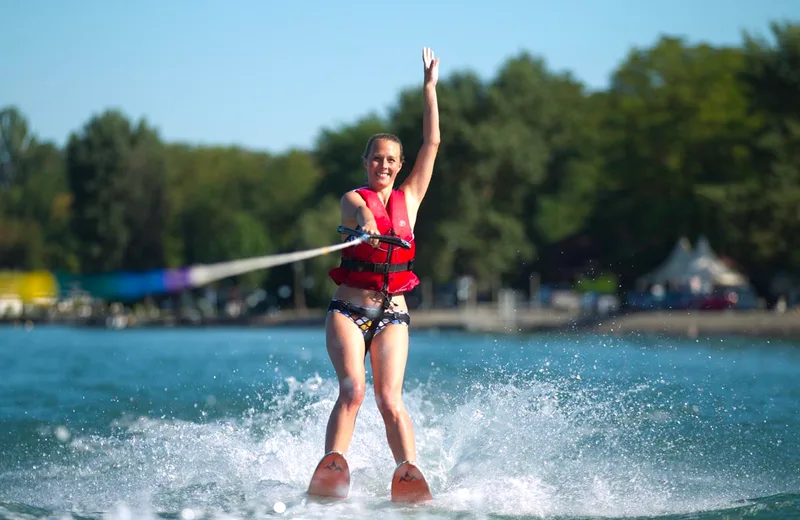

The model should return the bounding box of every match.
[317,47,440,483]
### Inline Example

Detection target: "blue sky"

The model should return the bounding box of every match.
[2,0,797,154]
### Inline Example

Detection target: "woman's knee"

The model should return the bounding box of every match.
[374,389,404,419]
[338,376,366,408]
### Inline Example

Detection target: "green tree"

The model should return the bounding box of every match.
[294,194,345,306]
[263,149,323,250]
[312,115,386,199]
[6,23,800,307]
[697,23,800,295]
[0,107,75,270]
[123,120,170,270]
[391,55,600,289]
[588,36,755,288]
[66,111,134,272]
[390,70,500,284]
[66,110,169,273]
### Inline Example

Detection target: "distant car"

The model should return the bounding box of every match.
[691,294,730,310]
[691,288,757,310]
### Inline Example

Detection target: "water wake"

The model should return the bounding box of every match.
[0,368,797,520]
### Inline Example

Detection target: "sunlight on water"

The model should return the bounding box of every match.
[0,375,788,519]
[0,327,798,519]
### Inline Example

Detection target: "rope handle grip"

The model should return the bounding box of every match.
[337,226,412,250]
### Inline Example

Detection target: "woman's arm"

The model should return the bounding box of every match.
[401,47,441,214]
[340,190,380,246]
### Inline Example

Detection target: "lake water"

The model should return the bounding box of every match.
[1,324,798,519]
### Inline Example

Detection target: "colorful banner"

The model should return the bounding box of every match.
[1,268,205,303]
[0,271,59,304]
[0,233,364,304]
[54,268,193,302]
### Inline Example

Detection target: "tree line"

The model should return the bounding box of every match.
[1,23,798,307]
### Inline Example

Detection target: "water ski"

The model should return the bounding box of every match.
[390,461,433,503]
[307,451,350,499]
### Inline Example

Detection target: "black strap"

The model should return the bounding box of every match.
[363,239,396,353]
[339,257,414,274]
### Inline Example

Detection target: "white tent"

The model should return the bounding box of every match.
[637,237,693,289]
[637,236,749,291]
[681,235,748,288]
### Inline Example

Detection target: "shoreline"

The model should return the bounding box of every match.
[578,309,800,339]
[4,308,800,340]
[254,308,800,339]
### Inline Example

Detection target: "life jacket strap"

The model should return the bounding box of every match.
[339,258,414,274]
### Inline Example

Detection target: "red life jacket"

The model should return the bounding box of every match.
[328,187,419,295]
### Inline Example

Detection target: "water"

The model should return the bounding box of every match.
[1,324,799,519]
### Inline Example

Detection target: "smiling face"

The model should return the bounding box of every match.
[363,136,403,191]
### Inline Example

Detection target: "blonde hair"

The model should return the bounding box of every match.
[363,133,404,161]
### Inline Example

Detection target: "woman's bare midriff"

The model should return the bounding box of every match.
[333,284,409,312]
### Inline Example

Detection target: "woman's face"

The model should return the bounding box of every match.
[364,139,403,190]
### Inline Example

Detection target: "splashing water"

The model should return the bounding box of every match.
[0,326,798,519]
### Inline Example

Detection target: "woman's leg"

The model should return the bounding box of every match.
[369,322,416,463]
[323,309,368,455]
